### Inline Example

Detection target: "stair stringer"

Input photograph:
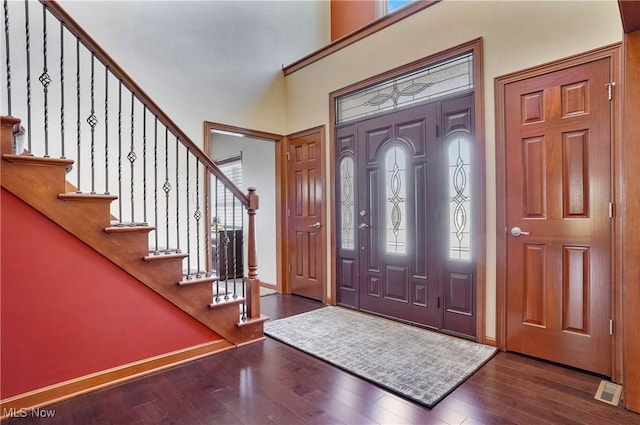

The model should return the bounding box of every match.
[0,153,265,346]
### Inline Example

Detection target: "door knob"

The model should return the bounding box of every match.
[309,222,321,229]
[510,226,530,237]
[359,223,369,230]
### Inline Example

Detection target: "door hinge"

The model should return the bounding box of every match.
[288,264,292,273]
[287,208,291,217]
[437,296,441,309]
[286,151,290,160]
[435,125,439,138]
[606,82,615,101]
[610,319,614,336]
[609,202,614,218]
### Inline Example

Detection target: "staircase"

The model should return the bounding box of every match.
[1,2,266,347]
[2,121,266,348]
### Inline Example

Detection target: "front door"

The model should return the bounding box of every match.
[287,129,324,301]
[504,58,612,375]
[356,103,441,327]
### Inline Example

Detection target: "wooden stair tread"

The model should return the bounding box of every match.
[2,154,74,168]
[59,193,119,202]
[209,295,246,309]
[143,251,189,262]
[238,314,269,328]
[104,225,156,234]
[179,274,219,286]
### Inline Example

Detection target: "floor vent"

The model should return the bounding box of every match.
[594,380,623,406]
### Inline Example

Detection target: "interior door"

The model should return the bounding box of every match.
[504,58,612,375]
[287,130,324,301]
[356,103,441,328]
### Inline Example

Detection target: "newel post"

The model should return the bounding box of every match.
[1,116,22,155]
[246,187,260,320]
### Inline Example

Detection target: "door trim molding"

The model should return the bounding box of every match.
[283,126,327,300]
[494,43,622,379]
[328,38,486,343]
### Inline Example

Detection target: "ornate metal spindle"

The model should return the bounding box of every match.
[175,136,180,252]
[104,67,109,194]
[59,22,64,158]
[117,81,122,223]
[223,187,229,300]
[213,177,220,301]
[40,4,50,157]
[194,160,202,275]
[88,53,97,193]
[232,197,238,299]
[185,149,191,278]
[153,116,159,252]
[128,93,136,223]
[75,38,80,191]
[3,0,11,116]
[163,127,171,252]
[204,170,210,275]
[142,107,147,224]
[24,0,32,153]
[241,198,246,320]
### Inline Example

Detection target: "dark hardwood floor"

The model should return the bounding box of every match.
[4,294,640,425]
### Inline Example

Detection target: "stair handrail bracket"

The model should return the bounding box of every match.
[2,0,261,341]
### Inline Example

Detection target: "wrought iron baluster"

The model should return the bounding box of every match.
[175,136,180,253]
[75,37,80,191]
[194,160,202,275]
[24,0,32,153]
[59,22,64,158]
[213,177,220,301]
[223,187,229,300]
[104,67,109,194]
[88,53,97,193]
[163,127,171,252]
[3,0,11,116]
[232,197,238,299]
[40,4,50,157]
[117,81,122,223]
[241,198,246,321]
[204,169,210,277]
[185,148,191,278]
[128,93,136,222]
[142,106,147,224]
[153,116,159,252]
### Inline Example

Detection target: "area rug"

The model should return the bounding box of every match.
[264,306,497,408]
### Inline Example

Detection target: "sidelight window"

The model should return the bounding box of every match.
[340,156,356,250]
[448,135,472,261]
[385,145,407,254]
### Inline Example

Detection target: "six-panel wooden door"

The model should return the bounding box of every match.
[504,58,612,375]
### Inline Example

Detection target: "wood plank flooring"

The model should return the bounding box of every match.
[3,294,639,425]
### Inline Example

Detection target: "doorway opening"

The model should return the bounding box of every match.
[203,121,284,293]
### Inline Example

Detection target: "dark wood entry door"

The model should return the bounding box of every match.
[504,58,612,375]
[288,130,324,301]
[338,103,441,328]
[336,95,477,336]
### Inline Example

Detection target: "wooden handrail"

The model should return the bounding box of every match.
[41,0,249,207]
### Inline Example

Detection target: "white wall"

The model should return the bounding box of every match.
[284,0,623,340]
[211,133,278,286]
[59,0,330,138]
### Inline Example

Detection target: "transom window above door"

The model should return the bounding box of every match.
[335,52,474,124]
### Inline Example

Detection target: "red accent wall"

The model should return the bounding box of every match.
[0,189,221,399]
[331,0,376,41]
